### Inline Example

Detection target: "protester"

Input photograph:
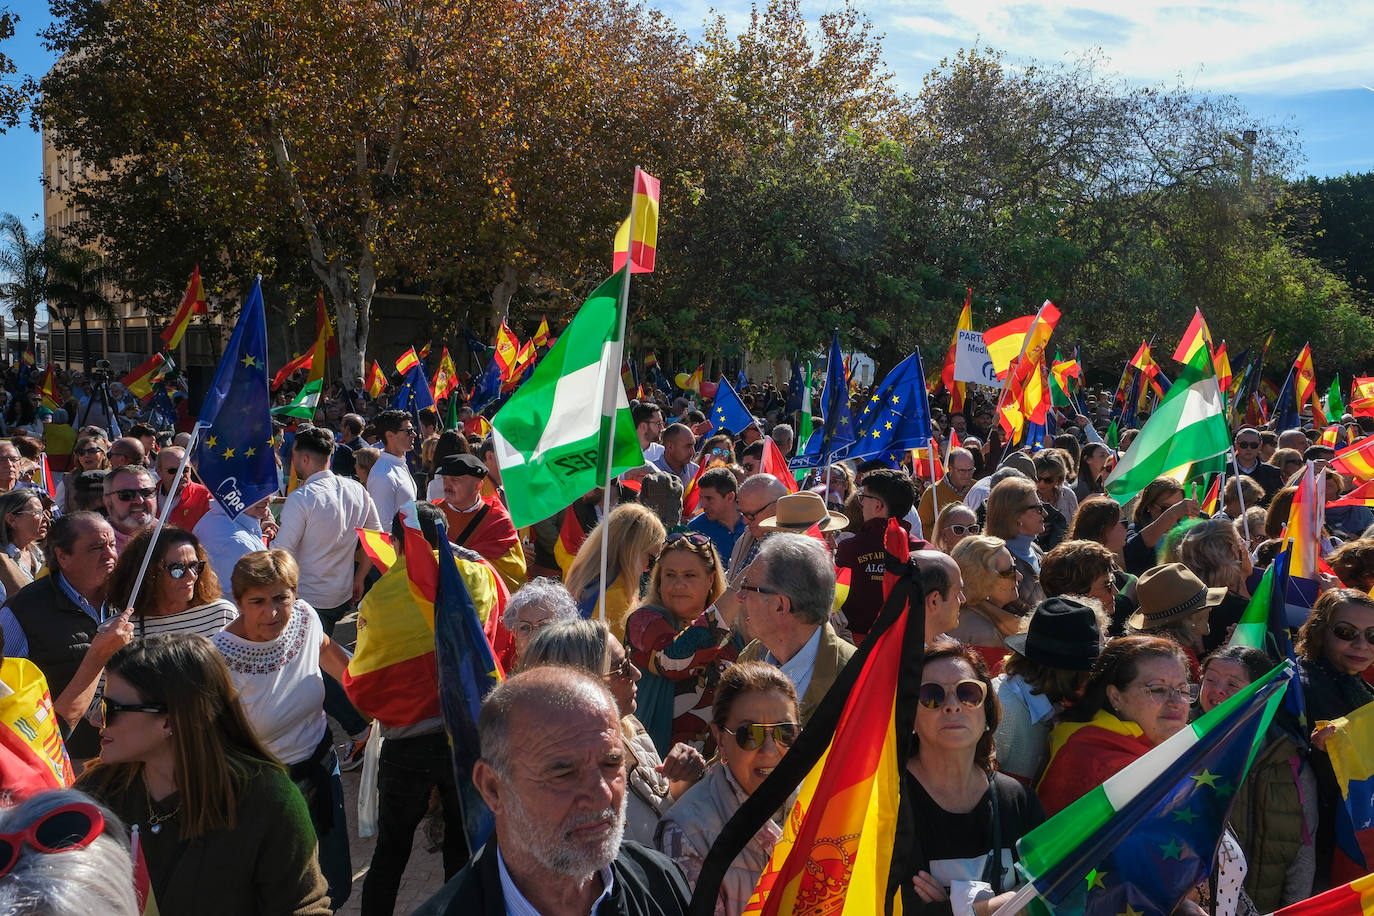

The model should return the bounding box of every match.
[564,502,666,640]
[686,467,747,561]
[353,446,381,487]
[416,667,691,915]
[431,452,526,591]
[1123,477,1196,575]
[56,434,110,512]
[154,446,212,530]
[736,533,853,724]
[1073,442,1111,503]
[916,447,976,534]
[106,437,146,469]
[983,477,1046,609]
[365,410,419,533]
[1039,538,1123,629]
[0,488,48,602]
[723,474,789,585]
[524,618,707,846]
[1299,588,1374,891]
[1232,427,1283,504]
[105,526,237,639]
[1033,449,1077,546]
[193,495,271,586]
[79,634,331,915]
[949,535,1025,670]
[655,661,797,916]
[331,413,367,480]
[931,502,980,555]
[1176,517,1253,654]
[0,439,20,493]
[835,468,928,643]
[212,550,354,909]
[500,577,580,672]
[1326,538,1374,592]
[895,640,1044,915]
[652,423,700,490]
[101,465,158,553]
[1036,635,1195,815]
[1127,563,1224,678]
[992,597,1102,785]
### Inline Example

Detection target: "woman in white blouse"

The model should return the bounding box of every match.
[211,549,354,912]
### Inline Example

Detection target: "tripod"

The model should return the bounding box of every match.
[77,375,122,443]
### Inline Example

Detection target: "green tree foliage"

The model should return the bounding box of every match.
[0,7,23,131]
[0,213,47,350]
[1285,172,1374,300]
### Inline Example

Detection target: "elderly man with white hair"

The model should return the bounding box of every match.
[415,667,691,915]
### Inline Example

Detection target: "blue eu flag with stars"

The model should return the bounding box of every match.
[709,376,755,435]
[795,330,856,468]
[195,278,279,520]
[849,349,933,462]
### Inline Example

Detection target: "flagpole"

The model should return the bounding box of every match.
[121,422,204,614]
[1231,448,1251,548]
[598,170,640,621]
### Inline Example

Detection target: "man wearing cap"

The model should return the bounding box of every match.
[1129,563,1226,677]
[835,468,931,644]
[992,596,1101,786]
[686,467,746,560]
[434,453,526,592]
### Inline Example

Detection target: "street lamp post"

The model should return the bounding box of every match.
[48,300,77,370]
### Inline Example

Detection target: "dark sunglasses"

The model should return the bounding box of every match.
[1236,440,1260,449]
[918,679,988,709]
[0,803,106,878]
[1022,503,1049,515]
[1330,622,1374,645]
[725,721,800,750]
[95,697,168,728]
[606,656,637,680]
[76,446,105,456]
[164,560,206,579]
[113,487,156,502]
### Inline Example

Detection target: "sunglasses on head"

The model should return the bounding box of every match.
[114,487,156,502]
[664,531,713,550]
[0,803,106,879]
[918,679,987,709]
[725,721,799,750]
[164,560,205,579]
[1331,621,1374,645]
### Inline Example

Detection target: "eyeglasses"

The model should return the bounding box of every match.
[1330,622,1374,645]
[947,523,981,536]
[514,618,554,638]
[76,447,105,456]
[725,721,800,750]
[1138,683,1200,704]
[113,487,156,502]
[0,802,106,879]
[993,565,1018,579]
[606,655,637,681]
[1021,503,1049,515]
[94,697,169,728]
[740,498,778,521]
[918,679,988,709]
[1235,441,1260,449]
[734,581,779,597]
[664,531,713,550]
[164,560,205,579]
[1037,476,1062,486]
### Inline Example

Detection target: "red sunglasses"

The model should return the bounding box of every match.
[0,802,106,878]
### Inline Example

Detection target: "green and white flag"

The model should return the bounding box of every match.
[1105,346,1229,506]
[492,269,644,529]
[271,378,321,420]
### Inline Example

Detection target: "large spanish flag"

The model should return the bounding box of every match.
[1270,872,1374,916]
[983,300,1060,380]
[1332,435,1374,483]
[612,167,661,274]
[160,266,209,349]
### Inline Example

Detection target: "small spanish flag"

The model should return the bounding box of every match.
[431,347,459,401]
[120,352,169,399]
[357,527,397,573]
[533,317,550,348]
[38,363,60,409]
[395,347,420,374]
[1172,307,1213,364]
[366,361,387,398]
[612,167,660,274]
[418,342,431,360]
[160,266,209,350]
[493,322,520,380]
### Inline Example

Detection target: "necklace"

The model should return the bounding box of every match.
[144,779,180,835]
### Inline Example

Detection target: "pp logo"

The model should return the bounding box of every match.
[981,361,998,383]
[216,477,246,514]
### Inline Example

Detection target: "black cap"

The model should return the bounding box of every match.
[437,453,488,479]
[1003,597,1102,672]
[74,470,108,491]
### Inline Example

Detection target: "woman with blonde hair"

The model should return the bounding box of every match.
[1178,517,1253,655]
[931,502,980,555]
[984,477,1045,609]
[564,502,666,640]
[55,433,110,513]
[949,535,1025,670]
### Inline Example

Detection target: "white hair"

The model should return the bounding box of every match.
[502,577,579,632]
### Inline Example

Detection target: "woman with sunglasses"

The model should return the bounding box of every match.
[948,535,1025,672]
[524,618,707,846]
[0,489,48,603]
[932,503,980,555]
[1037,635,1195,816]
[55,435,110,513]
[894,640,1043,915]
[105,526,237,640]
[79,634,331,915]
[0,788,140,915]
[564,502,666,642]
[1299,588,1374,891]
[211,550,355,910]
[655,661,798,916]
[1073,443,1111,504]
[984,477,1045,612]
[626,530,738,755]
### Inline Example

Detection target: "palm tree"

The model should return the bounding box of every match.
[45,238,116,373]
[0,213,47,361]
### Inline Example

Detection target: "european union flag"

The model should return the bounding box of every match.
[393,362,436,419]
[710,376,755,435]
[148,383,177,430]
[463,327,489,354]
[194,278,278,520]
[433,522,503,853]
[785,359,805,413]
[849,349,933,462]
[469,357,503,413]
[1274,365,1300,432]
[796,330,856,467]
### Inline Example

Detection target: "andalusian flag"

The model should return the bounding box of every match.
[1105,345,1229,506]
[1172,307,1213,364]
[1010,664,1291,916]
[940,288,973,413]
[612,167,660,274]
[491,269,643,529]
[159,266,209,349]
[1331,375,1346,420]
[366,361,387,398]
[271,379,321,420]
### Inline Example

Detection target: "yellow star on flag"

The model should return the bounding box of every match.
[222,447,235,458]
[1118,906,1144,916]
[240,354,259,368]
[245,446,256,457]
[206,435,218,448]
[1189,769,1220,788]
[1087,869,1107,891]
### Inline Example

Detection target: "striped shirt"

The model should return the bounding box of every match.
[132,599,239,640]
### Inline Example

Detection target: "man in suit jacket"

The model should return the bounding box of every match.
[734,533,856,725]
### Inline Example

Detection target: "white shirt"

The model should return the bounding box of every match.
[497,846,613,916]
[367,451,417,533]
[763,624,823,702]
[211,600,327,766]
[194,503,266,589]
[274,470,382,609]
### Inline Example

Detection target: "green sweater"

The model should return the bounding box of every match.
[88,764,331,916]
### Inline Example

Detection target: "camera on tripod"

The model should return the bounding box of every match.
[90,359,114,383]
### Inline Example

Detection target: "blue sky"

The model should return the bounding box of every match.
[2,0,1372,232]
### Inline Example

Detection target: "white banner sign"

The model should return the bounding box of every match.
[952,329,1002,388]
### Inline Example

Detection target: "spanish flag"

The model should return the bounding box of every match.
[612,167,660,274]
[983,301,1060,380]
[270,350,312,391]
[686,363,704,394]
[493,322,520,379]
[366,360,387,398]
[1172,307,1213,364]
[1213,340,1233,394]
[940,288,973,413]
[306,292,335,383]
[395,346,420,375]
[761,437,800,493]
[120,352,170,399]
[1285,462,1323,579]
[1295,343,1328,426]
[533,317,550,348]
[38,363,59,409]
[1332,435,1374,483]
[1328,480,1374,510]
[159,266,209,350]
[431,347,459,401]
[1268,873,1374,916]
[418,342,431,360]
[357,527,397,572]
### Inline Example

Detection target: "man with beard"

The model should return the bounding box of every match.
[415,667,690,915]
[101,465,158,553]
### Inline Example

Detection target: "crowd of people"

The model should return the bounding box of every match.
[0,360,1371,916]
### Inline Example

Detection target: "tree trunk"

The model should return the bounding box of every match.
[323,263,370,384]
[489,263,519,324]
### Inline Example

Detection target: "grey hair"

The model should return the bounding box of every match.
[524,619,612,676]
[479,667,619,780]
[739,473,789,501]
[502,577,580,632]
[754,532,835,625]
[771,424,794,445]
[0,789,139,916]
[44,511,111,572]
[102,464,156,494]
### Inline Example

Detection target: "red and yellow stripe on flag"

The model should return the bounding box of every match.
[533,317,550,348]
[1286,462,1323,579]
[761,437,800,493]
[911,445,944,482]
[1321,425,1344,448]
[432,347,459,401]
[687,364,704,394]
[38,363,59,409]
[1332,435,1374,483]
[271,350,312,391]
[20,349,34,367]
[357,528,397,573]
[1213,341,1233,394]
[983,315,1034,381]
[395,347,420,374]
[940,288,973,413]
[493,322,520,379]
[120,352,168,400]
[366,360,387,398]
[832,566,851,612]
[418,342,431,360]
[1328,480,1374,510]
[306,292,336,384]
[1295,343,1328,426]
[612,167,661,274]
[400,501,439,612]
[160,265,208,350]
[1172,307,1213,364]
[1270,871,1374,916]
[1200,473,1221,516]
[744,541,907,915]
